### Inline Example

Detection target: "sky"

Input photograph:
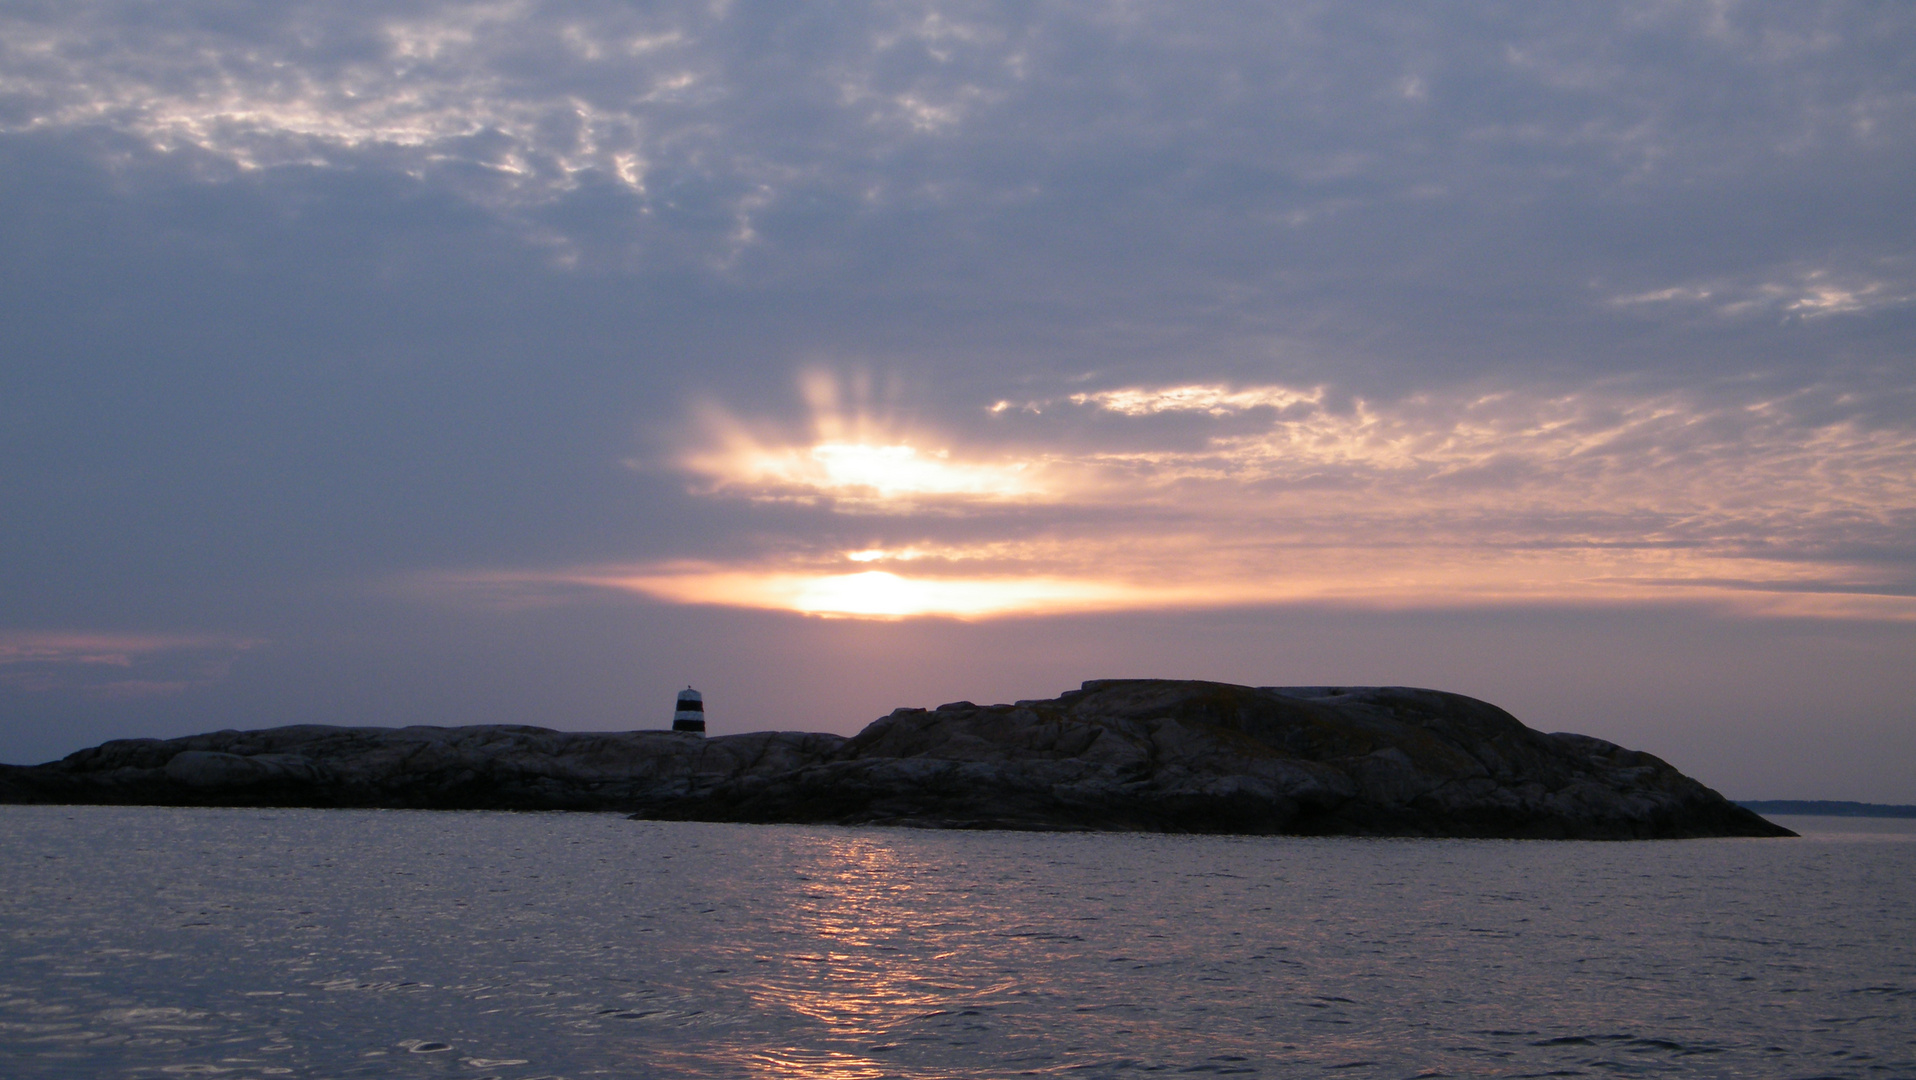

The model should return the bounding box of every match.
[2,1,1913,800]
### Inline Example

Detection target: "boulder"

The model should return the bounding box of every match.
[164,751,325,789]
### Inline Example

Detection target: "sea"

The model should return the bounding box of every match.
[1,807,1911,1079]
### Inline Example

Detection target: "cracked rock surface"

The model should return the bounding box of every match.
[0,680,1791,838]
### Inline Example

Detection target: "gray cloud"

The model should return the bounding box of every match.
[7,3,1912,320]
[0,631,260,703]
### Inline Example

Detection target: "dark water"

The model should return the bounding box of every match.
[1,807,1911,1079]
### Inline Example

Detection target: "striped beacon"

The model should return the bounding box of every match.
[673,687,706,735]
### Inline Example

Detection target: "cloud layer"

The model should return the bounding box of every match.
[0,632,260,701]
[7,1,1914,317]
[3,2,1914,792]
[441,370,1914,618]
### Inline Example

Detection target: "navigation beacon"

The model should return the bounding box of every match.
[673,687,706,735]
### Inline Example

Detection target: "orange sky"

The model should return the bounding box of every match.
[445,371,1916,622]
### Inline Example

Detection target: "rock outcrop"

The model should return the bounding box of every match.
[0,724,845,812]
[0,680,1793,838]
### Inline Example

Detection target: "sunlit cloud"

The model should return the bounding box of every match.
[690,376,1916,528]
[1068,384,1324,417]
[677,371,1048,508]
[0,0,1018,232]
[441,539,1916,622]
[689,438,1042,503]
[446,374,1916,621]
[1610,267,1916,320]
[845,547,930,563]
[23,3,1906,626]
[576,565,1163,619]
[0,3,686,200]
[10,1,1908,283]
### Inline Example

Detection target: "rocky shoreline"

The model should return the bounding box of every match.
[0,679,1792,839]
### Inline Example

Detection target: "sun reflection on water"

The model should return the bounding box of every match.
[10,811,1912,1078]
[725,834,1027,1078]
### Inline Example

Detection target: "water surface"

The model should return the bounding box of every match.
[2,808,1910,1078]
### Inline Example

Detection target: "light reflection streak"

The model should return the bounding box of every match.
[725,835,1021,1079]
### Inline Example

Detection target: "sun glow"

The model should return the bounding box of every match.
[515,375,1916,621]
[679,373,1045,506]
[563,565,1163,619]
[813,442,1033,498]
[447,537,1916,622]
[691,439,1038,501]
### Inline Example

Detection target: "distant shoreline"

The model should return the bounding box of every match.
[1738,800,1916,819]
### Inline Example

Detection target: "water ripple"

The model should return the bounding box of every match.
[0,809,1910,1078]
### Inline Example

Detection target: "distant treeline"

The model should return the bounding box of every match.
[1738,800,1916,819]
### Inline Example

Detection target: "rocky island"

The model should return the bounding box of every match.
[0,679,1791,838]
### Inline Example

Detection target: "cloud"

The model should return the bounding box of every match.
[0,0,1039,253]
[7,1,1912,294]
[1064,385,1326,418]
[682,374,1916,524]
[1611,265,1916,321]
[0,631,261,700]
[4,2,1916,786]
[428,371,1916,620]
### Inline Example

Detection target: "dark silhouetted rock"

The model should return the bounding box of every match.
[0,681,1793,839]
